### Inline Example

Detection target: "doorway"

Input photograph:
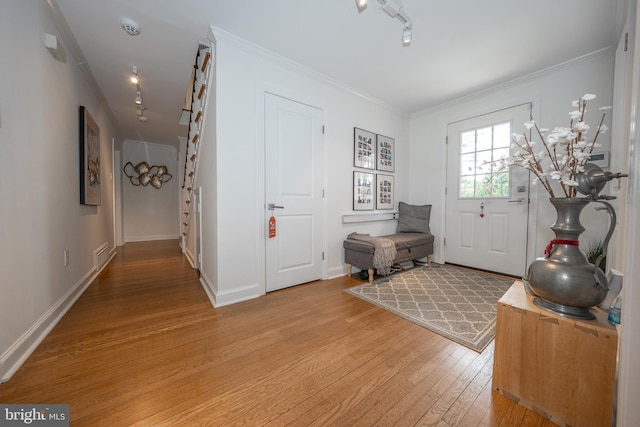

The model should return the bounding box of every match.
[445,104,531,276]
[264,93,324,292]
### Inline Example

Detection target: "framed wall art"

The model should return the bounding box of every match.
[353,171,374,210]
[354,127,375,169]
[79,106,101,205]
[376,174,394,210]
[376,134,394,172]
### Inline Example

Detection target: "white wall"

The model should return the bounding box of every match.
[409,49,615,269]
[198,30,410,306]
[0,1,117,380]
[122,140,179,242]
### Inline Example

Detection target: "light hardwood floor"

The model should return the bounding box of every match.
[0,240,556,426]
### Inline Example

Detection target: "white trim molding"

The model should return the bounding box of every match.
[1,266,101,382]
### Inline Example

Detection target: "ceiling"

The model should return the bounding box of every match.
[50,0,624,148]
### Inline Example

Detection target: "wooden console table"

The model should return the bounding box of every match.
[492,282,617,427]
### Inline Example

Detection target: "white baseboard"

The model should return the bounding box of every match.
[1,246,118,382]
[199,270,260,308]
[327,265,346,279]
[198,270,217,307]
[184,247,196,268]
[125,234,179,243]
[1,267,99,382]
[99,249,117,274]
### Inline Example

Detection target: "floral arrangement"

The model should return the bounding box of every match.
[491,94,610,198]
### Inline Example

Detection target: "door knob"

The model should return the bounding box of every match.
[268,203,284,210]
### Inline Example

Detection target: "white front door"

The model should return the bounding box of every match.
[445,104,530,277]
[265,93,324,292]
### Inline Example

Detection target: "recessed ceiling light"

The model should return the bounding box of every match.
[121,18,140,36]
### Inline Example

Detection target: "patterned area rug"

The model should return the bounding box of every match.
[345,263,514,352]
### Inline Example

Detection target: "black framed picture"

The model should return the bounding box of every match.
[79,106,101,205]
[353,171,374,210]
[376,174,394,210]
[376,134,394,172]
[354,127,375,169]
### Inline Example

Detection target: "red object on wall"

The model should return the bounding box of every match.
[269,215,276,238]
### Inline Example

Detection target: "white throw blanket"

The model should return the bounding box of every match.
[348,233,397,276]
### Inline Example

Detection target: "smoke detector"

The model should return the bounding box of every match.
[121,18,140,36]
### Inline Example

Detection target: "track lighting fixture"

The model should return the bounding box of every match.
[356,0,413,47]
[380,0,402,17]
[127,66,148,121]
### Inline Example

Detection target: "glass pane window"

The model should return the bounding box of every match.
[476,127,492,151]
[460,131,475,154]
[458,121,511,198]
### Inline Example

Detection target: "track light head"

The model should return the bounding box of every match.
[402,26,412,47]
[355,0,368,12]
[130,66,139,85]
[135,88,143,105]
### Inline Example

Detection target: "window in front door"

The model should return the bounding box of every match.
[459,122,511,198]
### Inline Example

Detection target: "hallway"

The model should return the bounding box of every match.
[0,240,553,426]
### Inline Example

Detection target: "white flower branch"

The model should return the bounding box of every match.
[488,94,609,198]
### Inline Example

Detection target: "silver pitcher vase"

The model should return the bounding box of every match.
[527,197,608,320]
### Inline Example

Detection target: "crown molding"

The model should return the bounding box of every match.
[211,26,409,118]
[412,46,615,118]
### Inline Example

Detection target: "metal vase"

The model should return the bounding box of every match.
[527,197,608,319]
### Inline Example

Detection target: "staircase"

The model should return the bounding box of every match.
[181,42,213,260]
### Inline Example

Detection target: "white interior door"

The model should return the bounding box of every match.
[445,104,531,277]
[265,93,324,292]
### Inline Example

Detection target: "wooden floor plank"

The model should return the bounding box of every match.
[457,379,495,427]
[442,345,496,425]
[0,240,556,426]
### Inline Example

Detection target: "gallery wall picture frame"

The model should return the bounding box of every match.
[353,171,375,210]
[376,134,395,172]
[376,174,394,210]
[79,106,101,205]
[354,127,375,169]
